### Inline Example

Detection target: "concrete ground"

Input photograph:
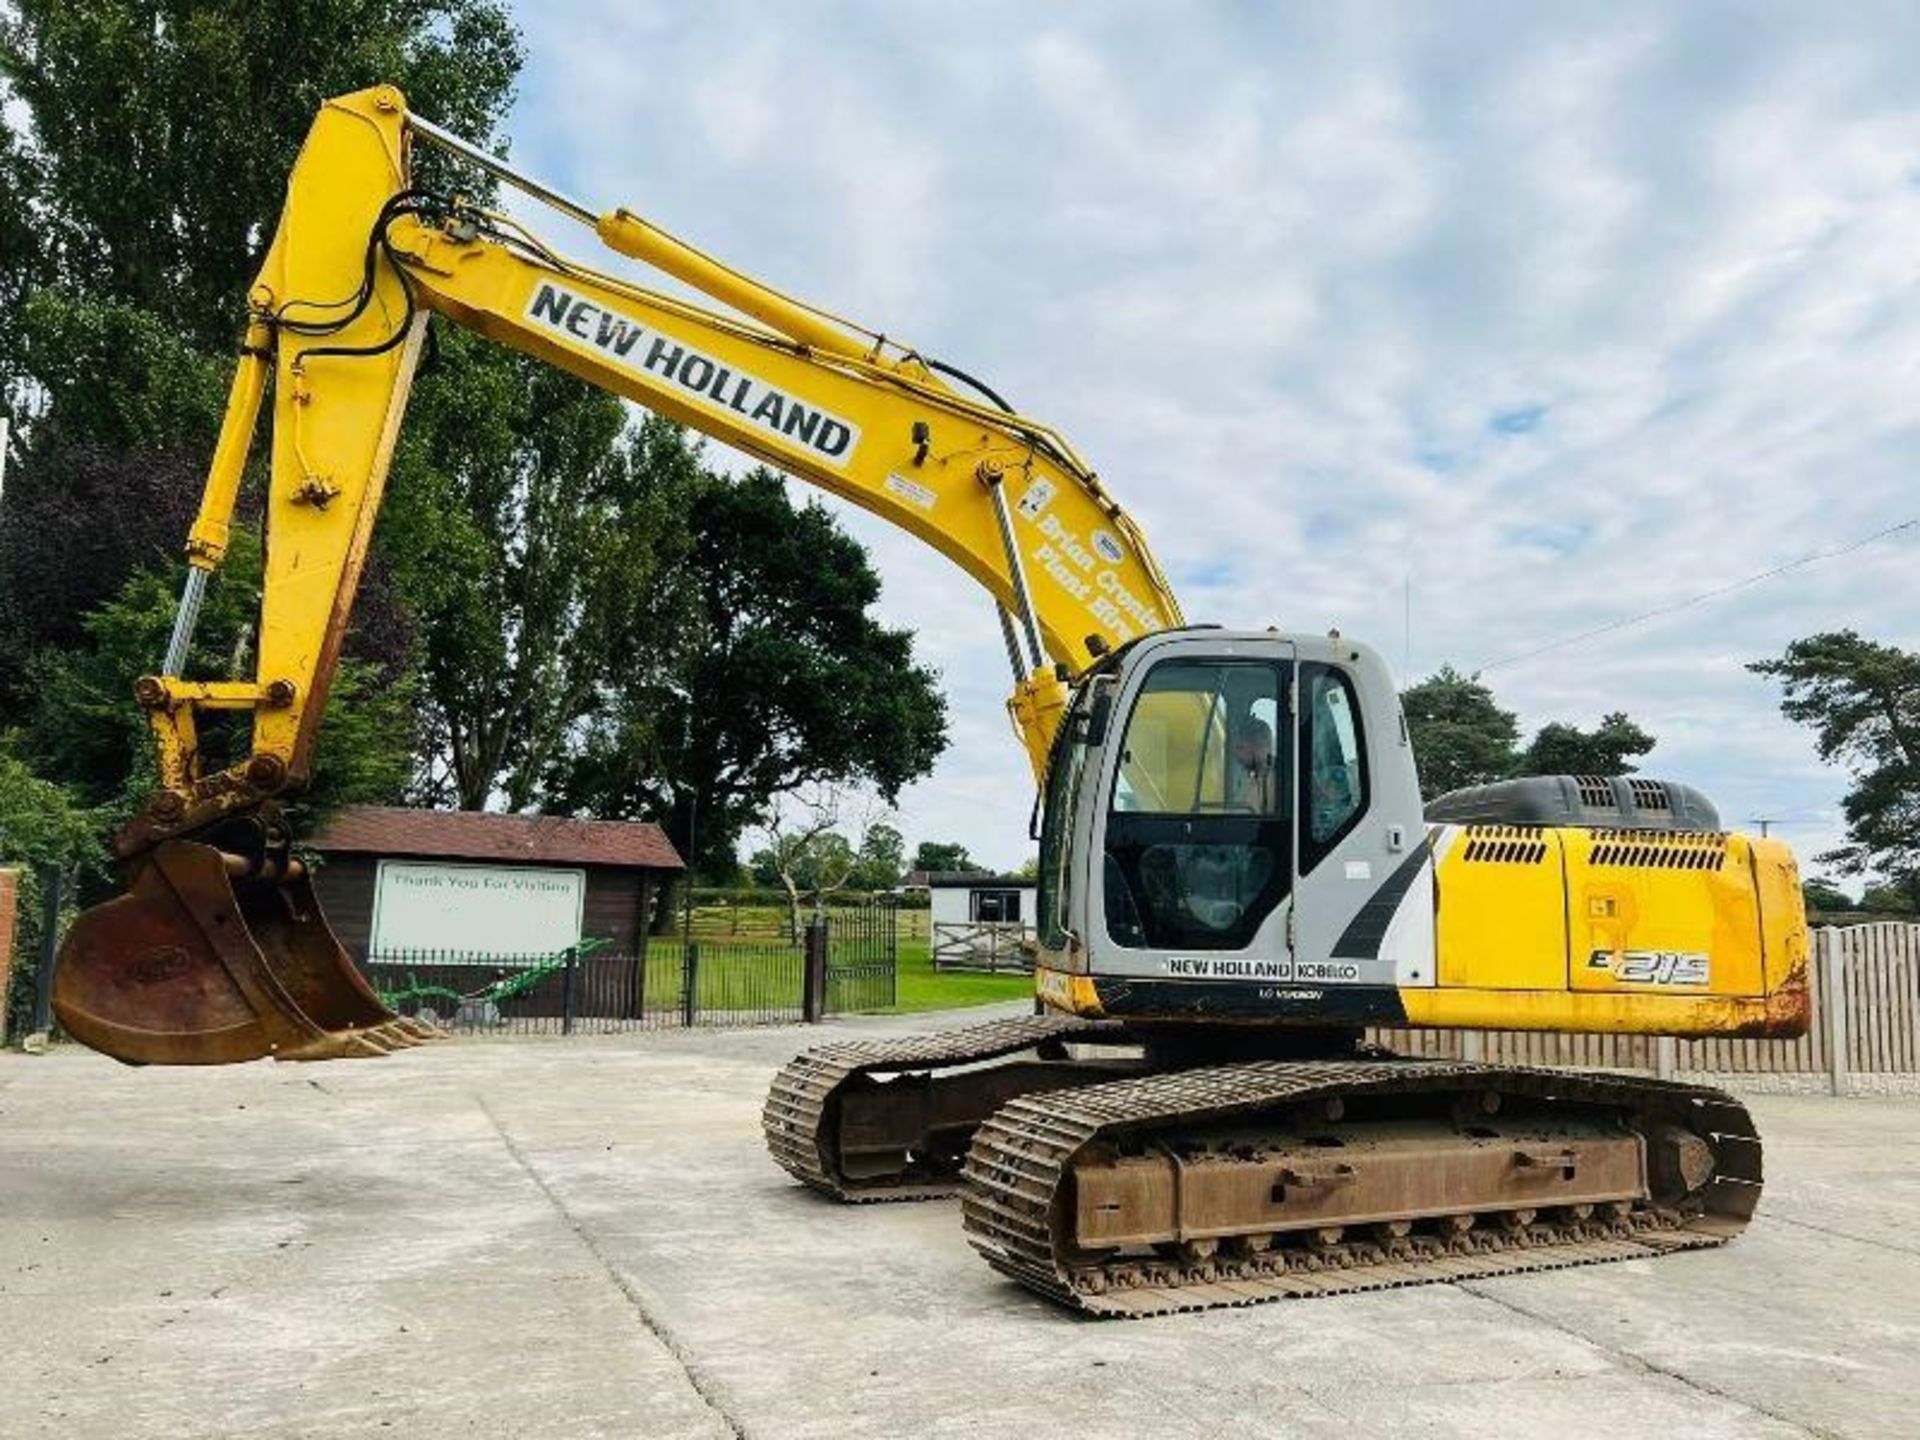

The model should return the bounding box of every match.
[2,1007,1917,1440]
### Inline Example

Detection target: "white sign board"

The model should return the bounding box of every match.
[370,861,585,959]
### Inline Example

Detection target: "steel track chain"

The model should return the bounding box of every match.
[960,1058,1761,1318]
[761,1012,1119,1202]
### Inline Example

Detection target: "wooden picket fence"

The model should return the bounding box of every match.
[1368,923,1920,1090]
[932,921,1034,973]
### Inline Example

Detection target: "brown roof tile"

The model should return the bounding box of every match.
[309,806,683,871]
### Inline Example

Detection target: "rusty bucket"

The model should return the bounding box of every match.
[53,840,434,1064]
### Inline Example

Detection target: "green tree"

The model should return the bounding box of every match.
[0,4,950,957]
[551,468,949,918]
[0,740,105,1039]
[0,0,519,365]
[1861,881,1918,915]
[1403,667,1660,803]
[1513,712,1655,779]
[0,0,524,655]
[1802,877,1857,915]
[752,831,855,893]
[0,741,99,870]
[0,121,40,405]
[750,809,904,932]
[1400,666,1519,802]
[1751,632,1920,890]
[382,367,686,811]
[911,840,977,875]
[0,0,527,805]
[0,441,207,707]
[748,790,872,938]
[1797,879,1858,913]
[849,823,907,891]
[19,526,414,826]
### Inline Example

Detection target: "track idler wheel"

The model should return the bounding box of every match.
[52,839,434,1065]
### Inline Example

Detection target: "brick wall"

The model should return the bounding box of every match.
[0,867,18,1034]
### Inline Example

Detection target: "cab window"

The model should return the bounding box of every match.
[1104,659,1292,951]
[1299,662,1367,870]
[1035,680,1100,952]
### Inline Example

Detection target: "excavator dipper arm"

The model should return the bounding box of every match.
[53,86,1180,1064]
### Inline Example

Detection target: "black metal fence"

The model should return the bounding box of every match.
[359,900,897,1036]
[824,895,898,1015]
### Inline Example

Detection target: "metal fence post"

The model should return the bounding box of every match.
[887,897,899,1009]
[803,916,828,1023]
[682,941,700,1028]
[1820,925,1849,1096]
[561,946,577,1036]
[34,863,62,1036]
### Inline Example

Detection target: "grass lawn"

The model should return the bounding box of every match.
[889,937,1032,1014]
[630,935,1031,1016]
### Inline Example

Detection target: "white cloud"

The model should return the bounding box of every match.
[505,2,1920,876]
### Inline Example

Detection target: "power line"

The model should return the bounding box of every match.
[1476,516,1919,673]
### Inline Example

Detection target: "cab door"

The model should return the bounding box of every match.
[1287,654,1432,991]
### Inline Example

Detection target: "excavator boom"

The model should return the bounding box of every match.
[53,86,1179,1064]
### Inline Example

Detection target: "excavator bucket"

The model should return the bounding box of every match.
[53,840,434,1065]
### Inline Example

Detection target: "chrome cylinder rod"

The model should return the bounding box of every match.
[162,566,210,677]
[983,474,1046,670]
[409,114,597,227]
[995,605,1027,686]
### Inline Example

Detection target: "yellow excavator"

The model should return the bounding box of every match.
[54,88,1809,1316]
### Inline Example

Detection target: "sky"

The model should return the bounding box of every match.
[497,1,1918,877]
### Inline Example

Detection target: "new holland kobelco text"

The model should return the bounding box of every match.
[525,282,860,464]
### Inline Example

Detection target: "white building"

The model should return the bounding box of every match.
[926,872,1037,929]
[925,873,1038,973]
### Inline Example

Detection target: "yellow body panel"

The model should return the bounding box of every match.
[1434,826,1774,1001]
[1565,831,1764,995]
[1420,825,1807,1034]
[1434,826,1568,991]
[1396,984,1805,1036]
[1751,834,1810,998]
[1039,829,1811,1039]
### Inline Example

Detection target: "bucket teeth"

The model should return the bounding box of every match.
[277,1029,397,1061]
[278,1018,442,1060]
[370,1019,431,1048]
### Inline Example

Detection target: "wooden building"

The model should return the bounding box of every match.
[307,806,683,962]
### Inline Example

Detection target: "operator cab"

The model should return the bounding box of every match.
[1035,629,1430,1025]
